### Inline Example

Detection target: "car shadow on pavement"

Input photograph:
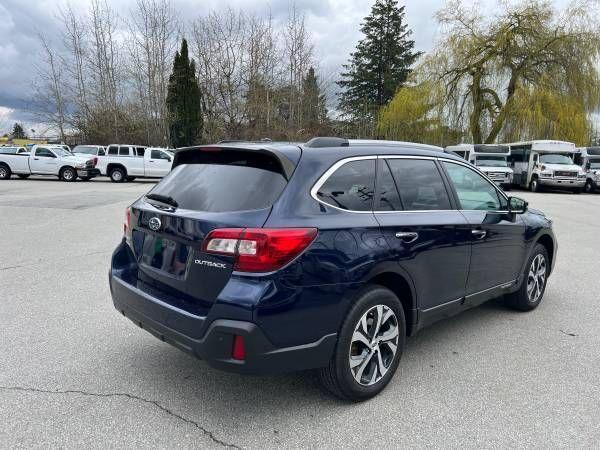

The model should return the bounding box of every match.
[114,296,523,419]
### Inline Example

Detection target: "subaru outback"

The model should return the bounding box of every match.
[109,138,556,401]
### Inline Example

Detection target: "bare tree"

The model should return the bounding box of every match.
[33,34,69,142]
[128,0,180,145]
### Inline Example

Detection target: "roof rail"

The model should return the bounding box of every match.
[305,137,349,148]
[217,138,273,144]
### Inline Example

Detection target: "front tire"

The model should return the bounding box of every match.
[60,167,77,182]
[318,286,405,401]
[529,177,539,192]
[505,243,549,311]
[110,167,126,183]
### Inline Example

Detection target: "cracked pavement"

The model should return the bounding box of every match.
[1,177,599,448]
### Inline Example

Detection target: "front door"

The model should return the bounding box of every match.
[30,147,58,174]
[440,161,527,304]
[147,150,172,177]
[373,157,471,323]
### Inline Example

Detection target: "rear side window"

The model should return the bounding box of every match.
[148,152,290,212]
[316,159,375,211]
[386,159,451,211]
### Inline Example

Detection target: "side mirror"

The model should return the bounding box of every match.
[508,196,528,214]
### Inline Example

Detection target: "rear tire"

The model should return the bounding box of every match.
[318,286,405,401]
[60,166,77,182]
[110,167,126,183]
[505,243,549,311]
[17,174,30,179]
[0,164,11,180]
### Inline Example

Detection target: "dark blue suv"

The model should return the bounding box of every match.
[110,138,556,400]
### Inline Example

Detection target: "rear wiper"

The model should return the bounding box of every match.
[145,193,179,209]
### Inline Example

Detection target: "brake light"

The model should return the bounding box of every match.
[203,228,318,272]
[124,207,131,236]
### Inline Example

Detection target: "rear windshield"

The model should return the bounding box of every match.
[148,155,289,212]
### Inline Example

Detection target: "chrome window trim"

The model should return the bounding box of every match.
[310,155,377,214]
[310,154,510,214]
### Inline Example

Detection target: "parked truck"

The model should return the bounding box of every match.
[96,145,173,182]
[574,147,600,193]
[445,143,513,189]
[506,140,586,193]
[0,144,99,181]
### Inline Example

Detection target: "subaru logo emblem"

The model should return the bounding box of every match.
[148,217,161,231]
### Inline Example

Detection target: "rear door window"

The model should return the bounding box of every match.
[386,159,452,211]
[108,145,118,155]
[119,146,130,156]
[316,159,375,211]
[148,151,290,212]
[376,159,402,211]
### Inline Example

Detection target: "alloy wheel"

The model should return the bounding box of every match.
[0,167,7,178]
[527,254,547,303]
[349,304,399,386]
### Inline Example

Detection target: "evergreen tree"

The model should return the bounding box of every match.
[12,123,27,139]
[338,0,421,120]
[166,39,203,147]
[301,67,328,133]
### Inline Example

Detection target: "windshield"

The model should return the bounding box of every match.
[539,153,573,165]
[54,148,73,157]
[475,156,508,167]
[73,146,97,155]
[590,160,600,170]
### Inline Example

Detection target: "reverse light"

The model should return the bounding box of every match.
[203,228,318,272]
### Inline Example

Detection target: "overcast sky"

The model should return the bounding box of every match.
[0,0,572,134]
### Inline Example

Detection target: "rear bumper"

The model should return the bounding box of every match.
[109,273,337,375]
[77,168,100,178]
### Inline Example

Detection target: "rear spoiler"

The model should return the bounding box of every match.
[172,145,298,180]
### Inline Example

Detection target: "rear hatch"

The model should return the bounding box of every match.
[127,145,299,312]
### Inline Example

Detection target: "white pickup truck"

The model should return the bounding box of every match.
[97,145,173,182]
[0,144,99,181]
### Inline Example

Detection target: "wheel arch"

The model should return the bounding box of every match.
[536,232,555,272]
[107,163,127,175]
[365,267,418,336]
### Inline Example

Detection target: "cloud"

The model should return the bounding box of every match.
[0,0,578,134]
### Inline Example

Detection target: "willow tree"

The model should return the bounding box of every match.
[377,80,462,146]
[434,0,600,144]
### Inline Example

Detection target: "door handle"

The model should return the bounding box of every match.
[34,158,39,160]
[395,231,419,243]
[471,229,487,239]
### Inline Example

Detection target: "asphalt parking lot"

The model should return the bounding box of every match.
[1,177,599,448]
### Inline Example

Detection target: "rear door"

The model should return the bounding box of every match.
[440,160,526,303]
[129,147,297,303]
[373,157,471,322]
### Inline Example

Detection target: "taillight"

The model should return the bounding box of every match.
[203,228,318,272]
[124,207,131,236]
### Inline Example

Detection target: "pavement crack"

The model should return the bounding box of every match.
[559,329,578,337]
[0,385,241,449]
